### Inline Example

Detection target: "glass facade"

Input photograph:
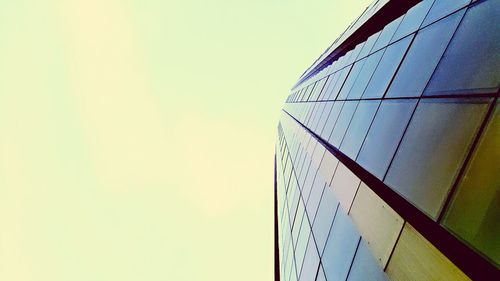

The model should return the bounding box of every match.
[276,0,500,280]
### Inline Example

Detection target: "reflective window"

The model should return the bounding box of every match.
[442,102,500,266]
[319,101,344,141]
[337,58,366,100]
[318,75,334,100]
[329,66,352,100]
[357,31,381,59]
[372,15,404,52]
[384,98,490,219]
[347,240,389,281]
[386,11,465,98]
[315,102,334,134]
[322,72,341,100]
[340,100,381,160]
[345,41,366,65]
[322,209,360,281]
[309,78,328,101]
[363,35,413,98]
[422,0,471,26]
[356,99,418,179]
[425,1,500,95]
[347,49,384,99]
[328,101,359,147]
[392,0,434,42]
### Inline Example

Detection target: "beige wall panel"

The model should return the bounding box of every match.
[330,163,360,212]
[349,183,404,268]
[386,224,471,281]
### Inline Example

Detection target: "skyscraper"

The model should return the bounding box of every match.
[275,0,500,280]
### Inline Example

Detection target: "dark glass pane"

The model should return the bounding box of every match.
[363,35,413,98]
[347,49,384,99]
[384,98,490,219]
[319,101,344,141]
[328,101,359,148]
[357,31,381,59]
[442,102,500,266]
[371,15,404,52]
[386,11,465,98]
[337,58,366,100]
[425,0,500,95]
[347,240,389,281]
[422,0,471,26]
[392,0,434,42]
[322,210,361,281]
[340,100,381,160]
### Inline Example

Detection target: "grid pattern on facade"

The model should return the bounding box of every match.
[276,0,500,280]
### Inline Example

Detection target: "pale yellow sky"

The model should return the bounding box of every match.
[0,1,371,280]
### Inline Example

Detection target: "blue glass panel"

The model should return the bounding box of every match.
[371,15,404,52]
[356,99,418,179]
[425,0,500,95]
[340,100,381,160]
[422,0,471,26]
[357,31,381,59]
[385,98,490,219]
[392,0,434,42]
[347,49,384,99]
[347,240,388,281]
[363,35,413,98]
[322,210,361,281]
[386,10,465,98]
[328,101,359,147]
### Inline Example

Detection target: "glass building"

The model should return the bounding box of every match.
[275,0,500,280]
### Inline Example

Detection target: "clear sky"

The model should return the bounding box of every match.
[0,1,372,280]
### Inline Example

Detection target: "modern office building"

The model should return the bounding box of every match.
[275,0,499,280]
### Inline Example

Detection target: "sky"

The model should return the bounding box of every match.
[0,1,372,280]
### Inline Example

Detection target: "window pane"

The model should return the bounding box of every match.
[363,35,413,98]
[322,209,360,281]
[425,0,500,95]
[422,0,471,26]
[319,101,344,140]
[371,15,403,52]
[315,102,334,134]
[329,66,352,100]
[347,49,384,99]
[384,98,490,219]
[340,100,381,160]
[392,0,434,42]
[357,31,381,59]
[386,11,465,98]
[442,102,500,266]
[337,58,366,100]
[328,101,359,147]
[356,99,418,179]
